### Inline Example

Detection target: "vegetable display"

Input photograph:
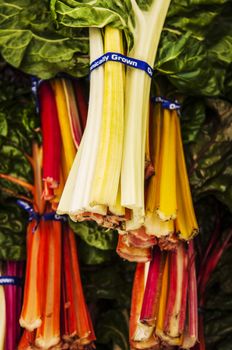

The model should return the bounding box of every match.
[0,0,231,349]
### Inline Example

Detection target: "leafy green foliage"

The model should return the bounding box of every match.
[0,63,39,198]
[0,200,27,260]
[187,99,232,211]
[78,240,114,265]
[69,220,117,250]
[0,0,89,78]
[155,1,232,97]
[0,0,231,99]
[50,0,135,50]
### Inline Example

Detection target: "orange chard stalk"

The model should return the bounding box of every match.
[35,220,62,349]
[116,235,152,263]
[0,173,34,194]
[62,225,78,337]
[20,143,45,331]
[130,263,159,349]
[61,225,95,348]
[126,227,157,249]
[18,329,36,350]
[68,227,96,346]
[19,221,42,331]
[31,143,45,214]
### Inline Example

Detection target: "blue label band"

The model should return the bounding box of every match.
[17,200,67,232]
[90,52,153,78]
[152,96,181,110]
[0,276,22,286]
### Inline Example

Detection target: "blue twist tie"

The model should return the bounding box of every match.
[0,276,22,286]
[152,96,181,110]
[17,200,67,232]
[90,52,153,78]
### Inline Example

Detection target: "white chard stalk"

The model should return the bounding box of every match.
[57,28,107,217]
[121,0,172,230]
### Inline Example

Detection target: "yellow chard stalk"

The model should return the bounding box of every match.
[90,26,125,210]
[156,109,177,222]
[145,104,174,237]
[51,79,76,178]
[175,112,199,239]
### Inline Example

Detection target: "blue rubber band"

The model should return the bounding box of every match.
[17,200,67,232]
[90,52,153,78]
[0,276,22,286]
[152,96,181,110]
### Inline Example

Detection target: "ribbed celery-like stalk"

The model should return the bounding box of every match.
[121,0,171,230]
[57,28,107,217]
[145,104,174,237]
[19,221,42,331]
[62,79,82,149]
[175,112,199,239]
[51,79,76,178]
[130,263,159,348]
[90,26,125,208]
[145,104,162,215]
[35,221,61,349]
[156,109,177,221]
[109,183,125,216]
[182,241,198,348]
[156,253,169,337]
[139,247,163,325]
[163,243,188,346]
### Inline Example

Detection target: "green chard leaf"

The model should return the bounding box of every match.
[0,64,39,199]
[0,0,89,78]
[78,240,114,265]
[69,220,117,250]
[186,98,232,211]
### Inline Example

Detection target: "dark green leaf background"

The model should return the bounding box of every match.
[0,1,232,347]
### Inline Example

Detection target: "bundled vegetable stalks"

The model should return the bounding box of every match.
[56,1,198,257]
[117,102,199,261]
[39,78,87,206]
[16,141,95,349]
[57,1,173,231]
[130,242,198,349]
[1,77,95,349]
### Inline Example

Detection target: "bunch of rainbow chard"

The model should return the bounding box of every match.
[0,78,95,349]
[130,242,198,349]
[56,2,198,257]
